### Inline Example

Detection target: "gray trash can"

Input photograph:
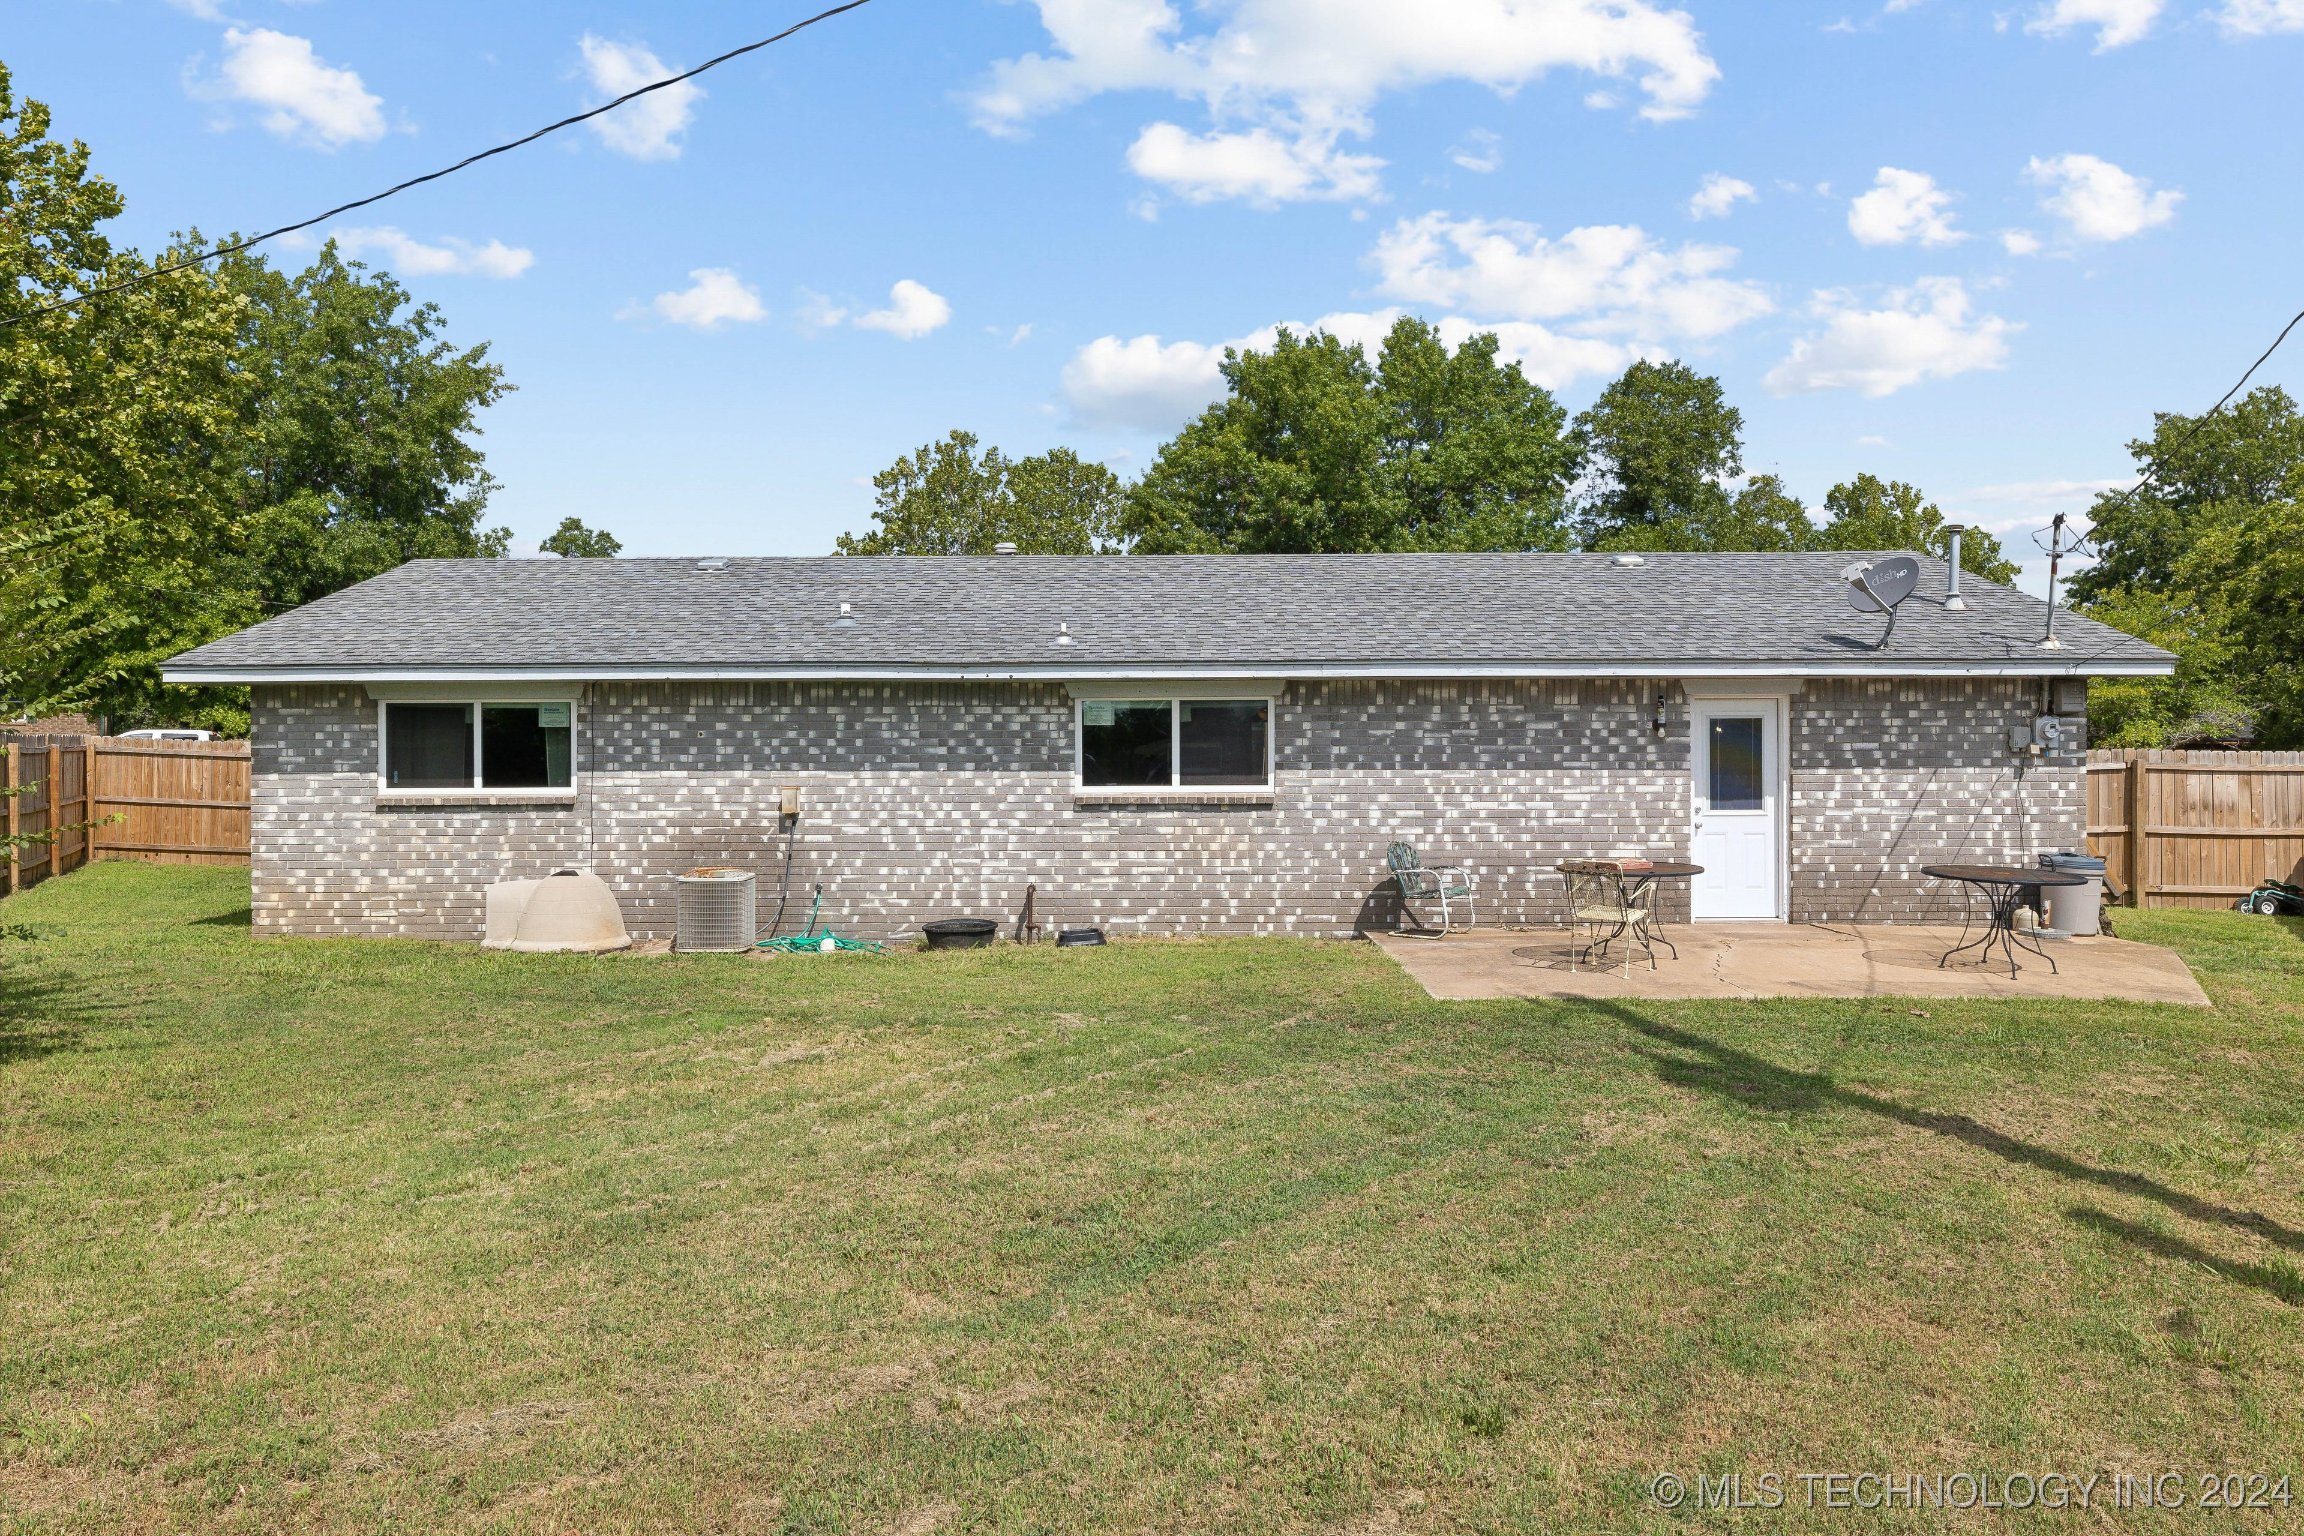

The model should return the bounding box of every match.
[2039,853,2106,936]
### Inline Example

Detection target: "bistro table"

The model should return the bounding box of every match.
[1922,864,2089,977]
[1624,862,1704,961]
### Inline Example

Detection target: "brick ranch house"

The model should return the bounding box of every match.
[162,552,2174,943]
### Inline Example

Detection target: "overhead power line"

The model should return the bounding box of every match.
[2097,303,2304,511]
[0,0,877,328]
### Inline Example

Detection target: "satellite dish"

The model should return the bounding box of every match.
[1839,555,1921,649]
[1844,555,1919,613]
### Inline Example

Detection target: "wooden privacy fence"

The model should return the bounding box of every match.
[1,736,252,898]
[2086,749,2304,909]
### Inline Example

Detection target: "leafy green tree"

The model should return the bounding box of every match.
[1124,317,1580,554]
[0,68,249,733]
[2078,586,2254,748]
[1813,473,2019,582]
[213,244,513,614]
[2068,388,2304,747]
[0,69,514,733]
[1572,360,1745,550]
[2068,388,2304,604]
[837,431,1123,555]
[539,518,622,558]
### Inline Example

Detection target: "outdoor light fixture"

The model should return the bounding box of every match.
[1652,693,1668,738]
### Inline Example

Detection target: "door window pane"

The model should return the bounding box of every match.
[1708,717,1765,810]
[1179,700,1268,785]
[1080,701,1173,786]
[385,704,473,788]
[482,704,574,788]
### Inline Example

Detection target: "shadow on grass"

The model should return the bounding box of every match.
[1591,1002,2304,1263]
[192,907,253,927]
[0,962,82,1065]
[2068,1207,2304,1307]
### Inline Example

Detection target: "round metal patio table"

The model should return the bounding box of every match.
[1922,864,2088,978]
[1627,862,1703,961]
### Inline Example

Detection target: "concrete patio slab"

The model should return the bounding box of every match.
[1369,922,2211,1007]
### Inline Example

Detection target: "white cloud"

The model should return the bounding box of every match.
[2220,0,2304,33]
[1846,167,1962,247]
[163,0,228,19]
[1063,309,1637,432]
[330,227,534,279]
[1967,477,2128,504]
[1450,128,1503,174]
[637,268,766,330]
[2001,229,2044,255]
[1765,277,2016,397]
[1063,333,1241,430]
[2024,0,2164,49]
[579,35,702,160]
[973,0,1721,205]
[2024,153,2181,242]
[1687,172,1756,220]
[854,280,953,340]
[1369,213,1774,342]
[203,27,386,148]
[1126,122,1384,204]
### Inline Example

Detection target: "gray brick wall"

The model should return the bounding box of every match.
[1789,678,2084,923]
[248,676,2080,941]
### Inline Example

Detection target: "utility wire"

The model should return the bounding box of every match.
[2095,303,2304,511]
[2056,303,2304,664]
[0,0,877,328]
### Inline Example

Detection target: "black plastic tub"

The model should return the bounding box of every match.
[922,918,998,950]
[1055,927,1107,948]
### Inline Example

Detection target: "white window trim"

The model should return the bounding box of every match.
[1072,693,1276,795]
[375,698,580,798]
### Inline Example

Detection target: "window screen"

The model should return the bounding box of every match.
[1080,701,1173,786]
[1179,700,1268,785]
[1707,717,1765,811]
[482,704,574,788]
[385,704,473,789]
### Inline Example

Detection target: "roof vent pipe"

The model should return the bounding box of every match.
[1941,525,1968,611]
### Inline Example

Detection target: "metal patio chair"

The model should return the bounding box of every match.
[1559,859,1661,975]
[1387,841,1477,938]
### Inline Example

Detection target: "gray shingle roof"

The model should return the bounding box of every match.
[162,553,2173,679]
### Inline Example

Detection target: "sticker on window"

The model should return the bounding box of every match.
[537,703,572,729]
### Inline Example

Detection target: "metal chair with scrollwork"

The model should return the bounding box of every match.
[1387,841,1477,938]
[1558,859,1660,976]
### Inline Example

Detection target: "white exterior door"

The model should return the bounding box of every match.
[1691,698,1784,921]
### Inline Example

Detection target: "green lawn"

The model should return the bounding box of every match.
[3,863,2302,1534]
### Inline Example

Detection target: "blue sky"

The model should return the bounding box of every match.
[11,0,2301,592]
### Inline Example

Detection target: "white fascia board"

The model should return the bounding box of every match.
[166,658,2178,685]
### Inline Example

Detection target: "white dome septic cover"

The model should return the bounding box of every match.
[483,871,631,953]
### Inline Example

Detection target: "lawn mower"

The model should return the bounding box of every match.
[2236,878,2304,916]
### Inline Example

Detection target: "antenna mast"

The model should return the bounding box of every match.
[2032,513,2094,651]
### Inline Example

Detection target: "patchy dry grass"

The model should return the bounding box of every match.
[3,863,2302,1533]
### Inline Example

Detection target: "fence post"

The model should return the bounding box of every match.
[70,741,87,872]
[2124,752,2148,907]
[4,743,17,897]
[47,740,62,878]
[85,741,101,865]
